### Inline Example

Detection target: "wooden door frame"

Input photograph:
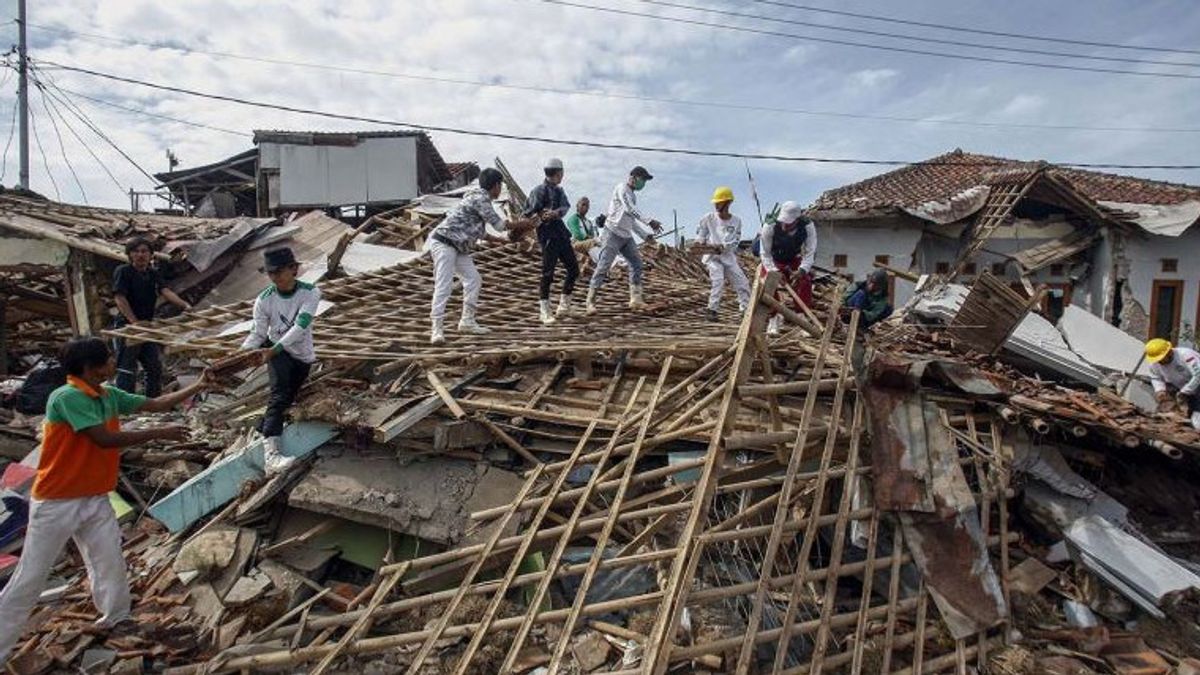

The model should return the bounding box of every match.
[1150,279,1184,341]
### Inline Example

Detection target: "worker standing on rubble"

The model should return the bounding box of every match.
[0,337,210,663]
[427,168,538,344]
[694,186,750,321]
[1145,339,1200,430]
[841,268,893,330]
[112,237,192,397]
[759,201,818,335]
[566,196,597,243]
[525,158,579,324]
[586,166,663,314]
[241,247,321,474]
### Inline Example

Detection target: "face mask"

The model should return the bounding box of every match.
[633,178,646,191]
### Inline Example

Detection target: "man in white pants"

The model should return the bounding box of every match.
[0,337,210,663]
[695,186,750,321]
[586,166,663,314]
[427,168,537,344]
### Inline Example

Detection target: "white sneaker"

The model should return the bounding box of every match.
[767,315,782,336]
[539,299,557,325]
[263,437,295,475]
[430,318,446,344]
[556,294,573,318]
[458,311,492,335]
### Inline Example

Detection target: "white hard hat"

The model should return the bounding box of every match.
[777,201,806,224]
[545,158,564,171]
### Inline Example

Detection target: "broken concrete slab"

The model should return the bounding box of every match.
[258,558,312,610]
[80,647,117,673]
[173,527,239,582]
[1057,306,1151,378]
[224,569,273,607]
[212,528,259,601]
[287,454,523,546]
[148,421,337,533]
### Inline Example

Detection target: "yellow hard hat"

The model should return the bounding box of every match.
[1146,338,1172,363]
[711,186,734,204]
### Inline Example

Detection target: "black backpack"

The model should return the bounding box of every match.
[17,358,66,415]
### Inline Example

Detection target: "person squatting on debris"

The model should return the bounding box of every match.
[841,268,894,330]
[112,237,192,397]
[1145,338,1200,430]
[586,166,663,314]
[427,167,538,344]
[525,158,579,324]
[0,337,210,663]
[241,247,321,474]
[759,200,818,336]
[565,196,598,245]
[695,186,750,322]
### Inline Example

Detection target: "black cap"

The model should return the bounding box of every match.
[479,167,504,191]
[631,166,653,181]
[264,247,297,272]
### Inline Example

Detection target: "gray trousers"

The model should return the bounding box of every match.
[589,234,644,289]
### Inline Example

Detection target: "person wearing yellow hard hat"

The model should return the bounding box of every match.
[1145,338,1200,430]
[693,186,751,321]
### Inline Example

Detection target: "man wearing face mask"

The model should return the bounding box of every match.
[586,166,663,314]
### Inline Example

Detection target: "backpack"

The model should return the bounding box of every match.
[17,358,66,415]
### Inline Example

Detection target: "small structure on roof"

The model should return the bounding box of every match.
[808,148,1200,343]
[156,130,471,218]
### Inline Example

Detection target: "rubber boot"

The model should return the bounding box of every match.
[767,315,782,336]
[556,293,573,318]
[430,318,446,345]
[628,284,646,310]
[263,436,295,475]
[539,299,557,325]
[585,287,599,315]
[458,308,491,335]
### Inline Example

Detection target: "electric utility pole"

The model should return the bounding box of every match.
[16,0,29,190]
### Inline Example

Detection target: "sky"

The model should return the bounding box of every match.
[1,0,1198,232]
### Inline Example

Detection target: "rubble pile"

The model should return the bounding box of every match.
[3,205,1200,674]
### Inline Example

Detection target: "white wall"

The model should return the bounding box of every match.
[814,225,923,306]
[1121,227,1200,345]
[266,136,420,208]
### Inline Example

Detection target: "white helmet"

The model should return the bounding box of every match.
[777,201,806,224]
[545,158,564,171]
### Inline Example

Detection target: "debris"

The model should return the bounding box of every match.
[1010,557,1059,595]
[571,631,611,671]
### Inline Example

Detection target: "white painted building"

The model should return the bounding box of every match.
[808,149,1200,345]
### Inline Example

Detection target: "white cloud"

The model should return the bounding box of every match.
[850,68,899,89]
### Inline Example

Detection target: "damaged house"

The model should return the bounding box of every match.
[155,130,471,219]
[809,149,1200,342]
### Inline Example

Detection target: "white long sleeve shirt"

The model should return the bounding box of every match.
[1150,346,1200,396]
[605,181,654,241]
[696,212,743,263]
[241,282,321,363]
[759,220,817,273]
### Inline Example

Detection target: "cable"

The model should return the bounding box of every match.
[35,83,89,203]
[34,59,1200,171]
[51,86,248,138]
[535,0,1200,79]
[28,64,157,184]
[627,0,1200,68]
[27,105,61,199]
[35,75,125,194]
[0,100,16,183]
[741,0,1200,57]
[19,22,1200,134]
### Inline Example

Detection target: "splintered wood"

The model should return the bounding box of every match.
[156,261,1013,675]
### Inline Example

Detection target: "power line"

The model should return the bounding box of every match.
[0,99,16,183]
[29,65,157,184]
[27,105,60,199]
[36,77,125,194]
[35,82,87,203]
[536,0,1200,79]
[741,0,1200,57]
[51,85,248,138]
[34,59,1200,171]
[17,23,1200,134]
[628,0,1200,68]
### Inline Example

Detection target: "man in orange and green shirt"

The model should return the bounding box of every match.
[0,337,210,663]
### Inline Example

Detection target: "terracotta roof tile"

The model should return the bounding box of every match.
[814,149,1200,211]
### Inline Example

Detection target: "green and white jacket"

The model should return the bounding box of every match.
[241,282,321,363]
